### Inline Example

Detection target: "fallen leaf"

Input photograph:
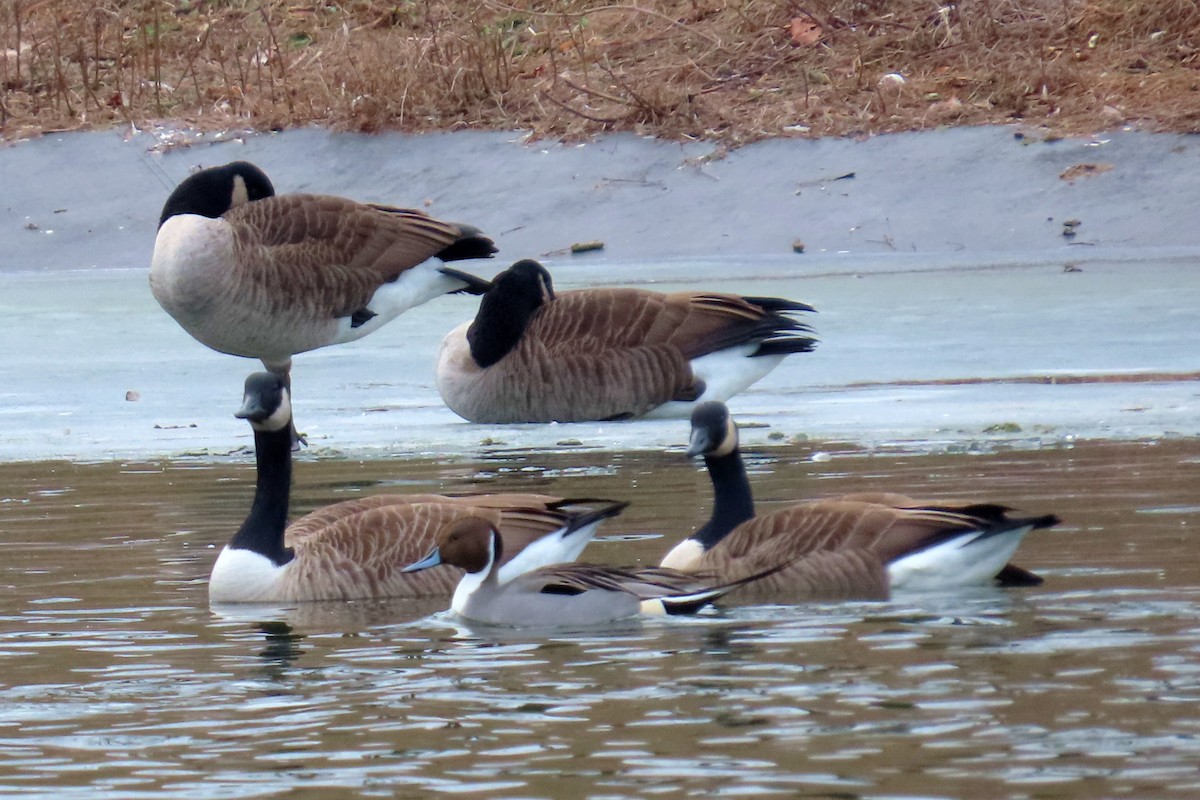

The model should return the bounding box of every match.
[789,15,822,47]
[1060,162,1114,181]
[570,240,604,254]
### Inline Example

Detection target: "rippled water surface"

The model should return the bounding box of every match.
[2,440,1198,799]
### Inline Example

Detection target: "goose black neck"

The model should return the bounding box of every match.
[695,447,755,550]
[228,425,295,566]
[466,287,543,368]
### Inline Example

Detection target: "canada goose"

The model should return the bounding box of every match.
[402,516,775,626]
[208,371,626,602]
[661,401,1059,599]
[436,259,817,423]
[152,161,497,442]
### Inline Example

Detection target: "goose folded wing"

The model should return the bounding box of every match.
[666,293,815,359]
[228,195,468,316]
[723,548,892,601]
[284,503,494,598]
[286,493,462,542]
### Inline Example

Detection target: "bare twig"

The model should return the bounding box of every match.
[541,89,626,124]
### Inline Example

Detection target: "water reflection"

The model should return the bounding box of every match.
[0,440,1196,798]
[254,621,304,675]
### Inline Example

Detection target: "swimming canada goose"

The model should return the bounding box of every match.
[208,371,625,603]
[402,516,775,626]
[436,259,817,423]
[660,401,1059,599]
[152,161,496,441]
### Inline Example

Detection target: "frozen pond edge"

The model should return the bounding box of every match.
[1,127,1197,462]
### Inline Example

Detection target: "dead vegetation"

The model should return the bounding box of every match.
[2,0,1199,143]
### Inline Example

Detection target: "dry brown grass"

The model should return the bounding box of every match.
[3,0,1199,144]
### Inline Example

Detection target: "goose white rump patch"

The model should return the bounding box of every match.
[658,538,704,571]
[330,264,471,345]
[888,525,1033,591]
[643,347,784,419]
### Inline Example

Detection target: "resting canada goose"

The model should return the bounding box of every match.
[152,161,496,442]
[402,516,774,626]
[661,401,1059,599]
[436,259,817,423]
[208,371,625,602]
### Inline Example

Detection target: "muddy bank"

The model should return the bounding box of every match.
[5,126,1200,271]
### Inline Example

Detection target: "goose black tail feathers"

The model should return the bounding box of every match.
[753,335,820,357]
[740,296,817,315]
[438,266,494,295]
[436,225,499,265]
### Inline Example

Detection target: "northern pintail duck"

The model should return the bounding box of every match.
[152,161,496,442]
[436,259,817,423]
[660,401,1058,599]
[403,516,773,626]
[208,372,624,602]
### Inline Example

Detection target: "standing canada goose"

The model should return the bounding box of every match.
[436,259,817,423]
[152,161,497,442]
[402,516,776,626]
[208,371,626,603]
[661,401,1059,599]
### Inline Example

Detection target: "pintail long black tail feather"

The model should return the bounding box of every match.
[658,586,738,616]
[438,265,494,295]
[660,559,792,616]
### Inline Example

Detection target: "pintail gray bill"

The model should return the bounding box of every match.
[151,160,496,445]
[436,259,817,423]
[659,401,1059,600]
[403,516,779,627]
[208,371,625,603]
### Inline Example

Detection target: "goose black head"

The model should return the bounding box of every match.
[467,259,557,368]
[235,372,291,432]
[494,259,555,305]
[159,161,276,228]
[686,401,739,459]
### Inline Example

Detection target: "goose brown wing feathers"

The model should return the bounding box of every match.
[718,549,892,601]
[695,499,1005,577]
[695,497,1052,596]
[226,195,473,317]
[485,289,811,419]
[286,493,573,554]
[511,336,696,419]
[531,289,810,360]
[285,493,458,542]
[284,502,480,599]
[284,500,588,600]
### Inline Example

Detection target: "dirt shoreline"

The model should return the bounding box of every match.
[4,1,1199,144]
